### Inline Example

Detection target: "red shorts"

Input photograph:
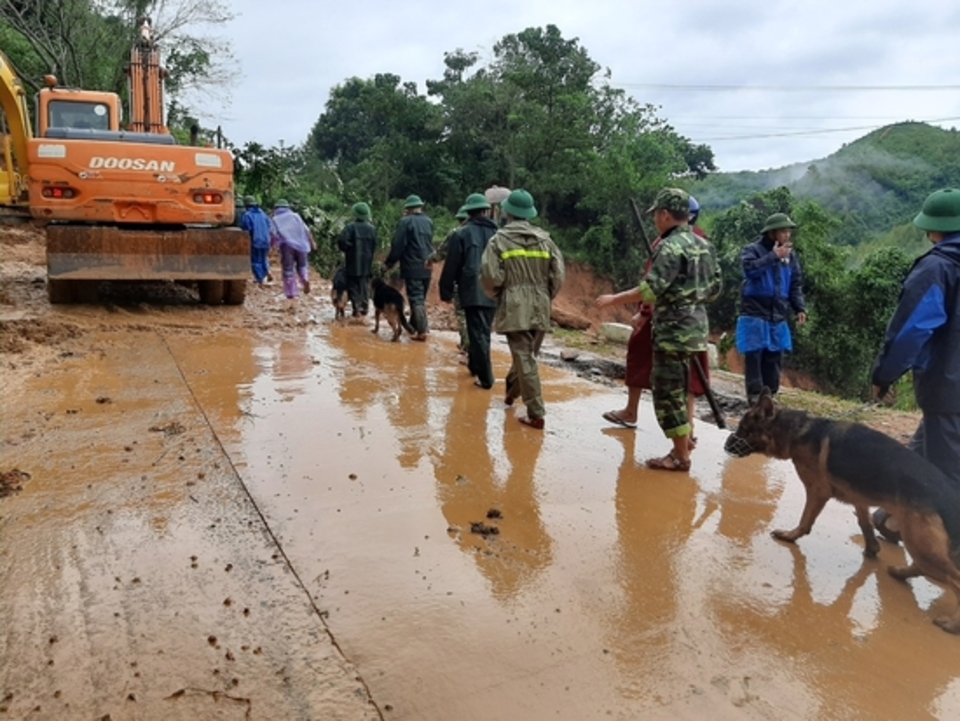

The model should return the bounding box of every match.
[625,321,709,395]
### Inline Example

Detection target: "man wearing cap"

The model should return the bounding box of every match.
[870,188,960,542]
[599,188,720,469]
[736,212,807,405]
[386,195,434,340]
[240,195,275,286]
[440,193,499,389]
[338,202,378,317]
[481,189,565,429]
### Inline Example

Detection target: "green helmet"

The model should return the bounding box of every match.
[404,194,424,209]
[455,206,468,220]
[243,195,259,207]
[501,189,537,219]
[761,213,797,234]
[461,193,491,212]
[274,199,290,208]
[352,202,371,220]
[913,188,960,233]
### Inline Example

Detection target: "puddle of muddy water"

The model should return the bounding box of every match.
[164,323,960,721]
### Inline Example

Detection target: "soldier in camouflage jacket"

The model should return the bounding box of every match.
[597,188,720,470]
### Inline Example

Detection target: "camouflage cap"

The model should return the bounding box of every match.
[646,187,690,215]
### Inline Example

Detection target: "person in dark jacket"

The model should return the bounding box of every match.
[440,193,499,389]
[871,188,960,541]
[386,194,434,341]
[337,202,378,317]
[432,207,470,352]
[735,213,807,404]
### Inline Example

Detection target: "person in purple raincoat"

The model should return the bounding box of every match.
[270,199,316,300]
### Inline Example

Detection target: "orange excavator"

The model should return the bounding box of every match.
[1,20,248,304]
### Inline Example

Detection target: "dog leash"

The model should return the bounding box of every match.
[829,401,881,420]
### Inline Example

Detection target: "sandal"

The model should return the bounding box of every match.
[645,451,691,472]
[602,410,637,429]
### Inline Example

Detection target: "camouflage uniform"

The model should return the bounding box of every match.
[639,190,721,438]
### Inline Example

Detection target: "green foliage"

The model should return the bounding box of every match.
[693,122,960,246]
[793,246,912,399]
[0,0,235,119]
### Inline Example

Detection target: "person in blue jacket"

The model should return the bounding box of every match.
[736,213,807,405]
[240,195,275,285]
[871,188,960,541]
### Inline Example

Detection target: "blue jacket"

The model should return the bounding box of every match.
[872,233,960,412]
[739,235,806,323]
[240,206,273,250]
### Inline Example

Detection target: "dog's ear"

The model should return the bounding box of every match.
[758,387,775,417]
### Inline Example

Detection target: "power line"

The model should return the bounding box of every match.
[621,83,960,92]
[698,116,960,142]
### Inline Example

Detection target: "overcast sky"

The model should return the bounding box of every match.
[197,0,959,173]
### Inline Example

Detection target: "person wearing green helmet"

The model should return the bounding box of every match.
[480,189,565,429]
[869,188,960,543]
[440,193,498,389]
[337,202,378,318]
[736,212,807,406]
[386,194,434,340]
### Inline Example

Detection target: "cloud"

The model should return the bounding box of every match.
[211,0,959,172]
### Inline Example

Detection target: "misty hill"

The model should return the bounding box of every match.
[692,122,960,245]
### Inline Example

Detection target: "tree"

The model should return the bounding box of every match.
[0,0,236,111]
[308,73,449,206]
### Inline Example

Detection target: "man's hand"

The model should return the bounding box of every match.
[796,311,807,327]
[774,242,792,260]
[594,294,615,310]
[873,385,895,405]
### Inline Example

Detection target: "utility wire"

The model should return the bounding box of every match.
[699,116,960,142]
[621,83,960,92]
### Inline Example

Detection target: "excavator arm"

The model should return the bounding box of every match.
[0,50,33,210]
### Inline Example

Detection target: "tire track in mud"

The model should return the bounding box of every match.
[159,332,386,721]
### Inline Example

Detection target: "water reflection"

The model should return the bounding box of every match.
[332,327,433,469]
[432,383,552,602]
[604,427,698,699]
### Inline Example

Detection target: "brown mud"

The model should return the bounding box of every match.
[2,226,955,720]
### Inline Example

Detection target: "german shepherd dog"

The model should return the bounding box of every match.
[370,277,415,342]
[331,266,348,321]
[725,389,960,633]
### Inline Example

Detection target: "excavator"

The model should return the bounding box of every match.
[0,21,248,304]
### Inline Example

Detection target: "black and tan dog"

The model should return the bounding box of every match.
[370,277,415,342]
[331,266,348,321]
[725,389,960,633]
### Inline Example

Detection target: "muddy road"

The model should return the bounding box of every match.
[1,227,958,720]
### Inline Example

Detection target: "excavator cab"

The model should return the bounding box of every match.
[46,99,113,132]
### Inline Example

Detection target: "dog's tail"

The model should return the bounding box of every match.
[399,309,415,336]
